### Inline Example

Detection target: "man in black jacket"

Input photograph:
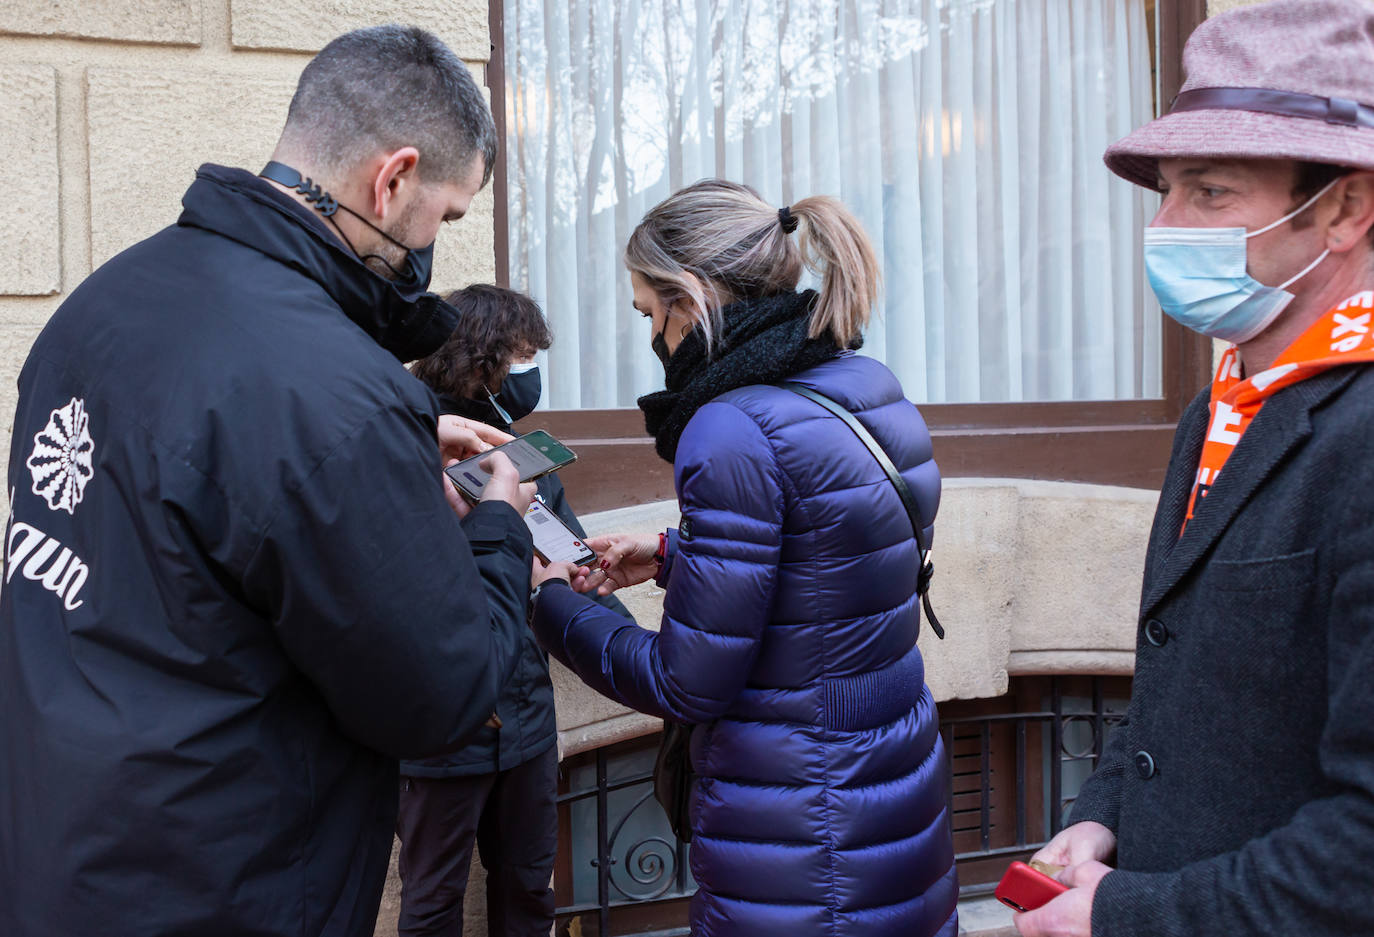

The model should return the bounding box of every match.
[1016,2,1374,936]
[0,26,536,937]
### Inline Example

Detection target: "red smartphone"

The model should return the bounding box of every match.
[994,861,1068,912]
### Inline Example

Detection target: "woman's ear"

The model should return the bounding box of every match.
[669,295,697,322]
[666,270,710,324]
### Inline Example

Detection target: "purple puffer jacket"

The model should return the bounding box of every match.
[532,353,958,937]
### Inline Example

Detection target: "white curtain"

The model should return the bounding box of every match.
[504,0,1161,409]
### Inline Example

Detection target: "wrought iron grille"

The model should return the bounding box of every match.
[555,675,1128,936]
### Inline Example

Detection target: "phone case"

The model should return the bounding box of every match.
[994,861,1068,913]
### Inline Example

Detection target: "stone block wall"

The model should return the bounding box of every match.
[0,6,495,934]
[0,0,496,492]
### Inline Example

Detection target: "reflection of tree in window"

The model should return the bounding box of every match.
[504,1,1161,410]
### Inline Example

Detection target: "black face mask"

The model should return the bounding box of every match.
[496,366,542,422]
[651,328,672,370]
[260,161,435,293]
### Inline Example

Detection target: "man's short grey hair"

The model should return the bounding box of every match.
[279,25,498,187]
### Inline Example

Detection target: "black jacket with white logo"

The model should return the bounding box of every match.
[0,165,532,937]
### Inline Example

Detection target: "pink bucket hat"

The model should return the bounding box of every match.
[1105,0,1374,191]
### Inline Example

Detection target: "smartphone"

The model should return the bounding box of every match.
[525,498,597,567]
[994,861,1068,913]
[445,430,577,501]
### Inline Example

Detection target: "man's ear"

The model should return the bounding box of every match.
[370,147,422,221]
[1326,171,1374,254]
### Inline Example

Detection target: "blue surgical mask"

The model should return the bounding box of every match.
[1144,177,1340,344]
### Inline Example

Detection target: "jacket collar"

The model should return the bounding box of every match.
[1141,365,1363,616]
[175,164,457,363]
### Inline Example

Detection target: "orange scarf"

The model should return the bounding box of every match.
[1184,290,1374,531]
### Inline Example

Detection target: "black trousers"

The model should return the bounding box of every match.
[396,746,558,937]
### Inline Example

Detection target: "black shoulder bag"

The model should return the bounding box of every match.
[652,383,947,844]
[652,719,696,843]
[779,382,945,639]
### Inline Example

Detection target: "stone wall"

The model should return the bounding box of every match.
[0,0,496,488]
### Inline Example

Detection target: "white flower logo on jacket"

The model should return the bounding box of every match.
[26,398,95,515]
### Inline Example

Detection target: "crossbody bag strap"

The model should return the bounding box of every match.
[779,382,945,639]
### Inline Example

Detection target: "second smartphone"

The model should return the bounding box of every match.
[525,497,597,567]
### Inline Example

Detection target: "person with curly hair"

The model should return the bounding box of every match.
[399,284,633,937]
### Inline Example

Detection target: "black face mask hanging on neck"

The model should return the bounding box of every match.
[260,161,435,292]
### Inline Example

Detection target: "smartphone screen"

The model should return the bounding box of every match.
[445,431,577,500]
[525,500,597,566]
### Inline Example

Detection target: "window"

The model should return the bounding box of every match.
[556,738,695,937]
[553,676,1130,934]
[940,675,1131,892]
[487,1,1209,510]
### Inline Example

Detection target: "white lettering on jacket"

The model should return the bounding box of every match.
[5,517,89,611]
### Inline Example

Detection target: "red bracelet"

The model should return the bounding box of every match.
[654,531,667,570]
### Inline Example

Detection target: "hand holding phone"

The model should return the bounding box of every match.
[994,861,1068,913]
[445,431,577,501]
[437,413,513,463]
[573,532,661,595]
[475,451,536,517]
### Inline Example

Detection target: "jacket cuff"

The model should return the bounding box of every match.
[653,527,680,588]
[1067,762,1124,833]
[460,499,530,546]
[1090,869,1184,937]
[530,579,635,702]
[530,578,589,664]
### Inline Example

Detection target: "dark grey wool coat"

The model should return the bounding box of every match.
[1070,363,1374,937]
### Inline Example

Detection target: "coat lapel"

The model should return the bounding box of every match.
[1149,393,1207,577]
[1140,367,1362,617]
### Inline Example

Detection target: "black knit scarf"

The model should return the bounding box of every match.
[638,290,859,463]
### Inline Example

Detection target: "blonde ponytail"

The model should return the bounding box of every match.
[790,196,881,348]
[625,180,879,351]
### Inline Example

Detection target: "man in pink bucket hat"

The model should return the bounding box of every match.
[1016,1,1374,935]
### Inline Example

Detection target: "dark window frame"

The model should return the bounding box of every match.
[486,0,1210,513]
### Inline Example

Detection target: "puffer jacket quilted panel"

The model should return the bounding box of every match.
[532,353,957,936]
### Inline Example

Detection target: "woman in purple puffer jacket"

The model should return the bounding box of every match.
[529,179,958,937]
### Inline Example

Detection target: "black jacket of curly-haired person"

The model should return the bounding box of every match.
[403,295,634,778]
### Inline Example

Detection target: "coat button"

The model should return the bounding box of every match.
[1144,619,1168,647]
[1134,750,1156,780]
